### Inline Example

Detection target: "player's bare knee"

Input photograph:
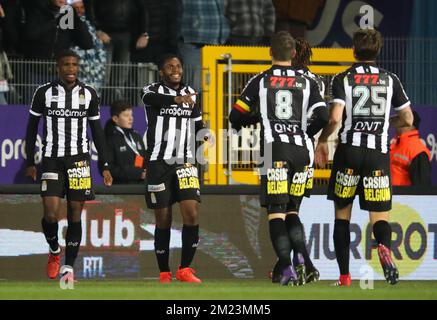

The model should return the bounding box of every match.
[267,204,287,221]
[155,208,172,228]
[67,211,82,223]
[67,201,84,223]
[286,211,299,216]
[182,209,198,226]
[43,212,58,223]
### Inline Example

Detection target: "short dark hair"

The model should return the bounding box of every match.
[158,53,183,70]
[353,29,383,61]
[55,49,80,64]
[271,31,295,62]
[292,38,312,69]
[110,100,132,117]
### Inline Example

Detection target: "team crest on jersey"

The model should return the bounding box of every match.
[51,96,58,102]
[79,94,86,104]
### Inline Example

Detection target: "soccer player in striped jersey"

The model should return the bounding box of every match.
[315,29,414,286]
[270,38,324,284]
[141,54,208,283]
[25,50,113,284]
[230,31,329,286]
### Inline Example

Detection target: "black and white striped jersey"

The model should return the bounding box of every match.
[234,65,326,148]
[297,67,325,99]
[330,62,410,153]
[29,80,101,158]
[141,82,202,164]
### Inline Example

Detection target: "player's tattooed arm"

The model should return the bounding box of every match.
[314,102,344,167]
[318,102,344,143]
[390,105,413,128]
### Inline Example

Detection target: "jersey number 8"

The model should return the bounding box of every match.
[275,90,293,119]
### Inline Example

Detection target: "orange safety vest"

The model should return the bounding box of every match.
[390,130,431,186]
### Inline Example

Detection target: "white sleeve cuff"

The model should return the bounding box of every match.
[329,98,346,106]
[307,102,326,118]
[29,110,42,117]
[394,101,410,111]
[88,115,100,120]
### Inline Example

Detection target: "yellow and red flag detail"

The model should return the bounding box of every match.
[233,99,251,113]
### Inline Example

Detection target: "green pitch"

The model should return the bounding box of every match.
[1,280,437,300]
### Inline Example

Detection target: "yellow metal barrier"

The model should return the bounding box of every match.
[201,46,354,185]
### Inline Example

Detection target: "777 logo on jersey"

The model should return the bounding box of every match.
[351,74,387,85]
[267,76,305,89]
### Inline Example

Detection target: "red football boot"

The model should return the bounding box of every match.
[47,252,61,279]
[176,267,202,283]
[159,272,172,283]
[377,244,399,285]
[334,273,351,286]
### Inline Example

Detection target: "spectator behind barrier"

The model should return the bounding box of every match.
[225,0,275,46]
[70,0,106,94]
[390,111,432,186]
[1,0,26,56]
[24,0,93,60]
[179,0,229,93]
[272,0,324,38]
[131,0,181,65]
[102,100,147,184]
[86,0,149,100]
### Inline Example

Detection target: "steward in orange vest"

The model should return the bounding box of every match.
[390,111,431,186]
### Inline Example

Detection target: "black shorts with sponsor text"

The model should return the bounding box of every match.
[145,161,201,209]
[304,138,315,198]
[40,153,95,201]
[327,144,391,212]
[259,143,310,213]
